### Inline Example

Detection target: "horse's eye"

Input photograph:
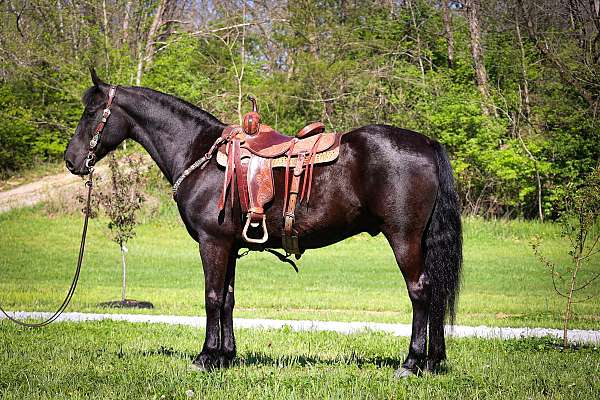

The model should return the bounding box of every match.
[86,110,96,117]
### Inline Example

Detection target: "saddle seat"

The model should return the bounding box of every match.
[237,122,327,157]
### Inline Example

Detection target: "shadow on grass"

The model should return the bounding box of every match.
[136,346,405,369]
[239,351,405,369]
[141,346,194,360]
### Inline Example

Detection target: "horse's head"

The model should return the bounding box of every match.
[64,68,129,175]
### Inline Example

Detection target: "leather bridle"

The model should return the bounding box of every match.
[85,85,117,171]
[0,86,117,328]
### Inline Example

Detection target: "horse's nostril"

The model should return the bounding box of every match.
[65,159,75,171]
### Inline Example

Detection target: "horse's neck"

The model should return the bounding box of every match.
[121,88,224,184]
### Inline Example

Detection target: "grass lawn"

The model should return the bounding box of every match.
[0,320,598,399]
[1,203,599,399]
[0,206,598,329]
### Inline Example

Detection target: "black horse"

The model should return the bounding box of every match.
[64,70,462,377]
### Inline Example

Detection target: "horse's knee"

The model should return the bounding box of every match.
[205,290,224,313]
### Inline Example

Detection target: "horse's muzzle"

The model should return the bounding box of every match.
[64,155,89,176]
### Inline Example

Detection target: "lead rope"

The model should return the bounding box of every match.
[0,85,117,328]
[0,170,95,327]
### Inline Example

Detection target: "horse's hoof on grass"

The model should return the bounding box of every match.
[189,362,209,372]
[425,360,446,374]
[191,353,220,372]
[394,367,415,379]
[190,352,234,371]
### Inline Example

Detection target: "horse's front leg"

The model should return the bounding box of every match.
[220,246,237,364]
[193,235,234,370]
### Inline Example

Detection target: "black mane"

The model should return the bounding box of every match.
[130,86,225,126]
[82,85,226,128]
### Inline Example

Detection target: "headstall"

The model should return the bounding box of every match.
[85,85,117,171]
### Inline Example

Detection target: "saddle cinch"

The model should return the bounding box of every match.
[216,96,345,256]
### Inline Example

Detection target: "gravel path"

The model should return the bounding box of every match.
[0,167,106,213]
[0,155,149,213]
[2,311,599,344]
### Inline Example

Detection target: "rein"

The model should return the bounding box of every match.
[0,86,117,328]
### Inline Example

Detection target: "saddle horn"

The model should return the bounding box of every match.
[243,95,261,135]
[247,95,259,113]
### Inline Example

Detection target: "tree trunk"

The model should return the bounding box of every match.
[67,0,79,60]
[464,0,495,116]
[237,2,247,125]
[514,13,543,221]
[121,244,127,303]
[122,0,133,46]
[137,0,166,85]
[515,17,531,118]
[135,47,144,86]
[143,0,167,68]
[442,0,455,67]
[407,0,425,82]
[57,0,65,38]
[102,0,110,72]
[563,256,583,347]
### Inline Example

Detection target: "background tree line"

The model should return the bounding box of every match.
[1,0,598,219]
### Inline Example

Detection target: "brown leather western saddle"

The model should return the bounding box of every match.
[215,96,344,255]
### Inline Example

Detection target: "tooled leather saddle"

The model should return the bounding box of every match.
[173,96,345,256]
[217,96,345,255]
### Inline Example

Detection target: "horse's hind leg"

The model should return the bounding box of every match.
[427,295,446,372]
[384,232,430,377]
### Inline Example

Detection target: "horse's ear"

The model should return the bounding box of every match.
[89,67,103,86]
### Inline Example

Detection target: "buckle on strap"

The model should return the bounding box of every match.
[242,214,268,244]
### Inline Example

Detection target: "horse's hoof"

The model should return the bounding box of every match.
[425,360,446,374]
[191,353,219,371]
[394,367,415,379]
[189,362,209,372]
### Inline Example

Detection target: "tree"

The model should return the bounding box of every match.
[95,154,152,308]
[441,0,455,67]
[463,0,495,116]
[532,165,600,347]
[516,0,599,111]
[0,0,598,219]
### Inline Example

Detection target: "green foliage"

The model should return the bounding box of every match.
[144,37,211,105]
[94,155,146,247]
[1,0,598,219]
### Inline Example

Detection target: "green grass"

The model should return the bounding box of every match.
[0,320,598,399]
[0,207,599,329]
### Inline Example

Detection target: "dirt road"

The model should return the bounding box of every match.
[0,166,107,213]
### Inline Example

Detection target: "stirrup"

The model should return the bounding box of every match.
[242,214,268,244]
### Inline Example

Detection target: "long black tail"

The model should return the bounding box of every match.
[425,141,463,325]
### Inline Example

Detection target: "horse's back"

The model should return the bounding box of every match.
[180,123,441,248]
[290,124,440,247]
